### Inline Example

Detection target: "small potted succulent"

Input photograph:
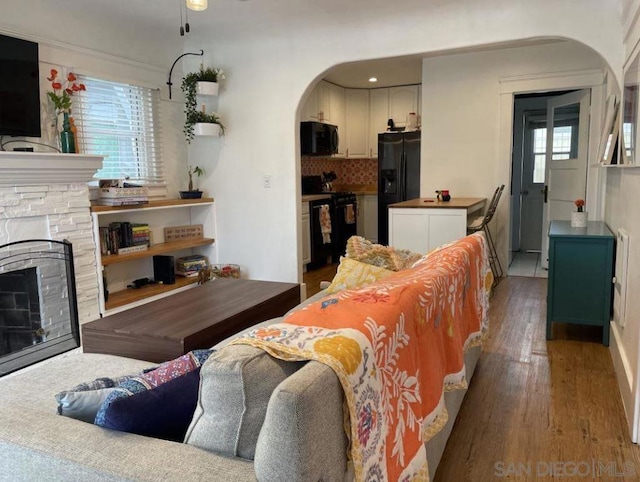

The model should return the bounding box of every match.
[180,165,205,199]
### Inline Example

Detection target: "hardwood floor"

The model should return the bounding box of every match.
[435,276,640,481]
[303,263,339,297]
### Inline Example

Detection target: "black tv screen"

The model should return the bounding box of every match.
[0,34,41,138]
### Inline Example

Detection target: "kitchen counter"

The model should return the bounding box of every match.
[301,194,332,203]
[389,197,486,211]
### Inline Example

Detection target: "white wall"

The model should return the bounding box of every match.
[179,0,623,284]
[605,0,640,441]
[0,0,626,286]
[0,6,188,199]
[421,42,605,270]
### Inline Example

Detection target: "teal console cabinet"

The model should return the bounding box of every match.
[546,221,614,346]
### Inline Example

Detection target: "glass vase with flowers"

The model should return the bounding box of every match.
[46,69,86,153]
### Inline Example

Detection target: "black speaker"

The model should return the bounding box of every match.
[153,255,175,285]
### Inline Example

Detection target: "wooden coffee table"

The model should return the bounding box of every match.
[82,278,300,362]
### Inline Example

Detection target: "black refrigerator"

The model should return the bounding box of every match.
[377,131,421,245]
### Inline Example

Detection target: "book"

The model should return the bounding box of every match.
[96,198,149,206]
[175,270,200,278]
[99,187,149,198]
[116,244,148,255]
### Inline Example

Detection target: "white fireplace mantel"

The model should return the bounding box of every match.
[0,151,103,185]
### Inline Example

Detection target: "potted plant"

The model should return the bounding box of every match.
[181,65,225,100]
[571,198,587,227]
[180,165,205,199]
[181,66,226,143]
[184,107,224,142]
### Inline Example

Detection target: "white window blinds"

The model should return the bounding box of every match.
[75,76,164,184]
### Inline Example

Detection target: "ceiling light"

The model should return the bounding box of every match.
[369,77,378,83]
[187,0,208,11]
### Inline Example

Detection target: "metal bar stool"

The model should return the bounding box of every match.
[467,184,505,285]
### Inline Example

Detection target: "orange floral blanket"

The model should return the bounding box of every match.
[231,233,491,481]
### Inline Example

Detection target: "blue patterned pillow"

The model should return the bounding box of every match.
[95,349,213,441]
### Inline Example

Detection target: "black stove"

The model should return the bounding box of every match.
[303,181,358,268]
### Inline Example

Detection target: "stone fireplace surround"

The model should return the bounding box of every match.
[0,151,103,330]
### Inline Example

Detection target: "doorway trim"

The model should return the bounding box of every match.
[497,68,606,278]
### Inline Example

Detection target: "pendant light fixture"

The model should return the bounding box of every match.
[186,0,208,11]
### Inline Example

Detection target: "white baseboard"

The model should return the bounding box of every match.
[610,322,637,442]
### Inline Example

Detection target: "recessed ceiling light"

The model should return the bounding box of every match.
[369,77,378,83]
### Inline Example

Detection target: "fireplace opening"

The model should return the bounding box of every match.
[0,240,79,376]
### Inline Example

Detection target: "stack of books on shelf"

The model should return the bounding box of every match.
[176,255,208,277]
[96,187,149,206]
[99,222,150,255]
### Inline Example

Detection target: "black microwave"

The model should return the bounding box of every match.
[300,121,339,156]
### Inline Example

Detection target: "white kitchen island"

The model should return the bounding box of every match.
[388,197,486,254]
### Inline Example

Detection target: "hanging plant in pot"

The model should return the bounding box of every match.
[184,107,224,141]
[180,165,205,199]
[182,65,225,99]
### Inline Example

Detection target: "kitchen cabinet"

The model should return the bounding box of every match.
[355,194,378,243]
[301,88,319,122]
[329,83,346,157]
[546,221,614,346]
[317,81,331,122]
[356,195,365,237]
[363,195,378,243]
[345,89,370,158]
[369,89,389,159]
[389,85,420,128]
[388,198,485,254]
[91,198,216,316]
[302,201,311,266]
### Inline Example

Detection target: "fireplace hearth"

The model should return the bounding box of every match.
[0,240,79,376]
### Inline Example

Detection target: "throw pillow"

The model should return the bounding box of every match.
[184,344,303,460]
[345,236,422,271]
[55,373,142,423]
[325,257,394,294]
[94,349,213,442]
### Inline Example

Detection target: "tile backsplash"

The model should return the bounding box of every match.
[301,157,377,186]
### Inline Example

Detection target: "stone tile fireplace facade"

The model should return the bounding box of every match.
[0,151,103,374]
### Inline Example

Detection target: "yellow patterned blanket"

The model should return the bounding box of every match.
[231,233,491,481]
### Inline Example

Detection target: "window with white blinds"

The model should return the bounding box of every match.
[75,76,164,184]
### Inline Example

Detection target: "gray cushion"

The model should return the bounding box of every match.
[254,360,348,482]
[55,387,116,423]
[184,344,303,460]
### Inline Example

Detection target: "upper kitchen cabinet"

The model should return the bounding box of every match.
[389,85,420,128]
[301,87,319,122]
[329,83,346,157]
[369,89,390,159]
[317,81,331,122]
[345,89,370,158]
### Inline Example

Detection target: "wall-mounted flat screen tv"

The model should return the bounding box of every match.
[0,34,41,138]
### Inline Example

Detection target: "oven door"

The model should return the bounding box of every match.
[309,200,335,268]
[332,199,357,261]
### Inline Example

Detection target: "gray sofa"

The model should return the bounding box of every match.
[0,292,481,482]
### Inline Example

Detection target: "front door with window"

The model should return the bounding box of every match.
[519,112,546,251]
[540,89,591,269]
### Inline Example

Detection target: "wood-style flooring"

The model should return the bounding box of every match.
[435,276,640,481]
[303,263,339,297]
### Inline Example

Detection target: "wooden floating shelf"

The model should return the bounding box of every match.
[105,275,200,311]
[101,238,215,266]
[91,197,214,213]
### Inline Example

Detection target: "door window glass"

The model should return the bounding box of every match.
[531,124,576,183]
